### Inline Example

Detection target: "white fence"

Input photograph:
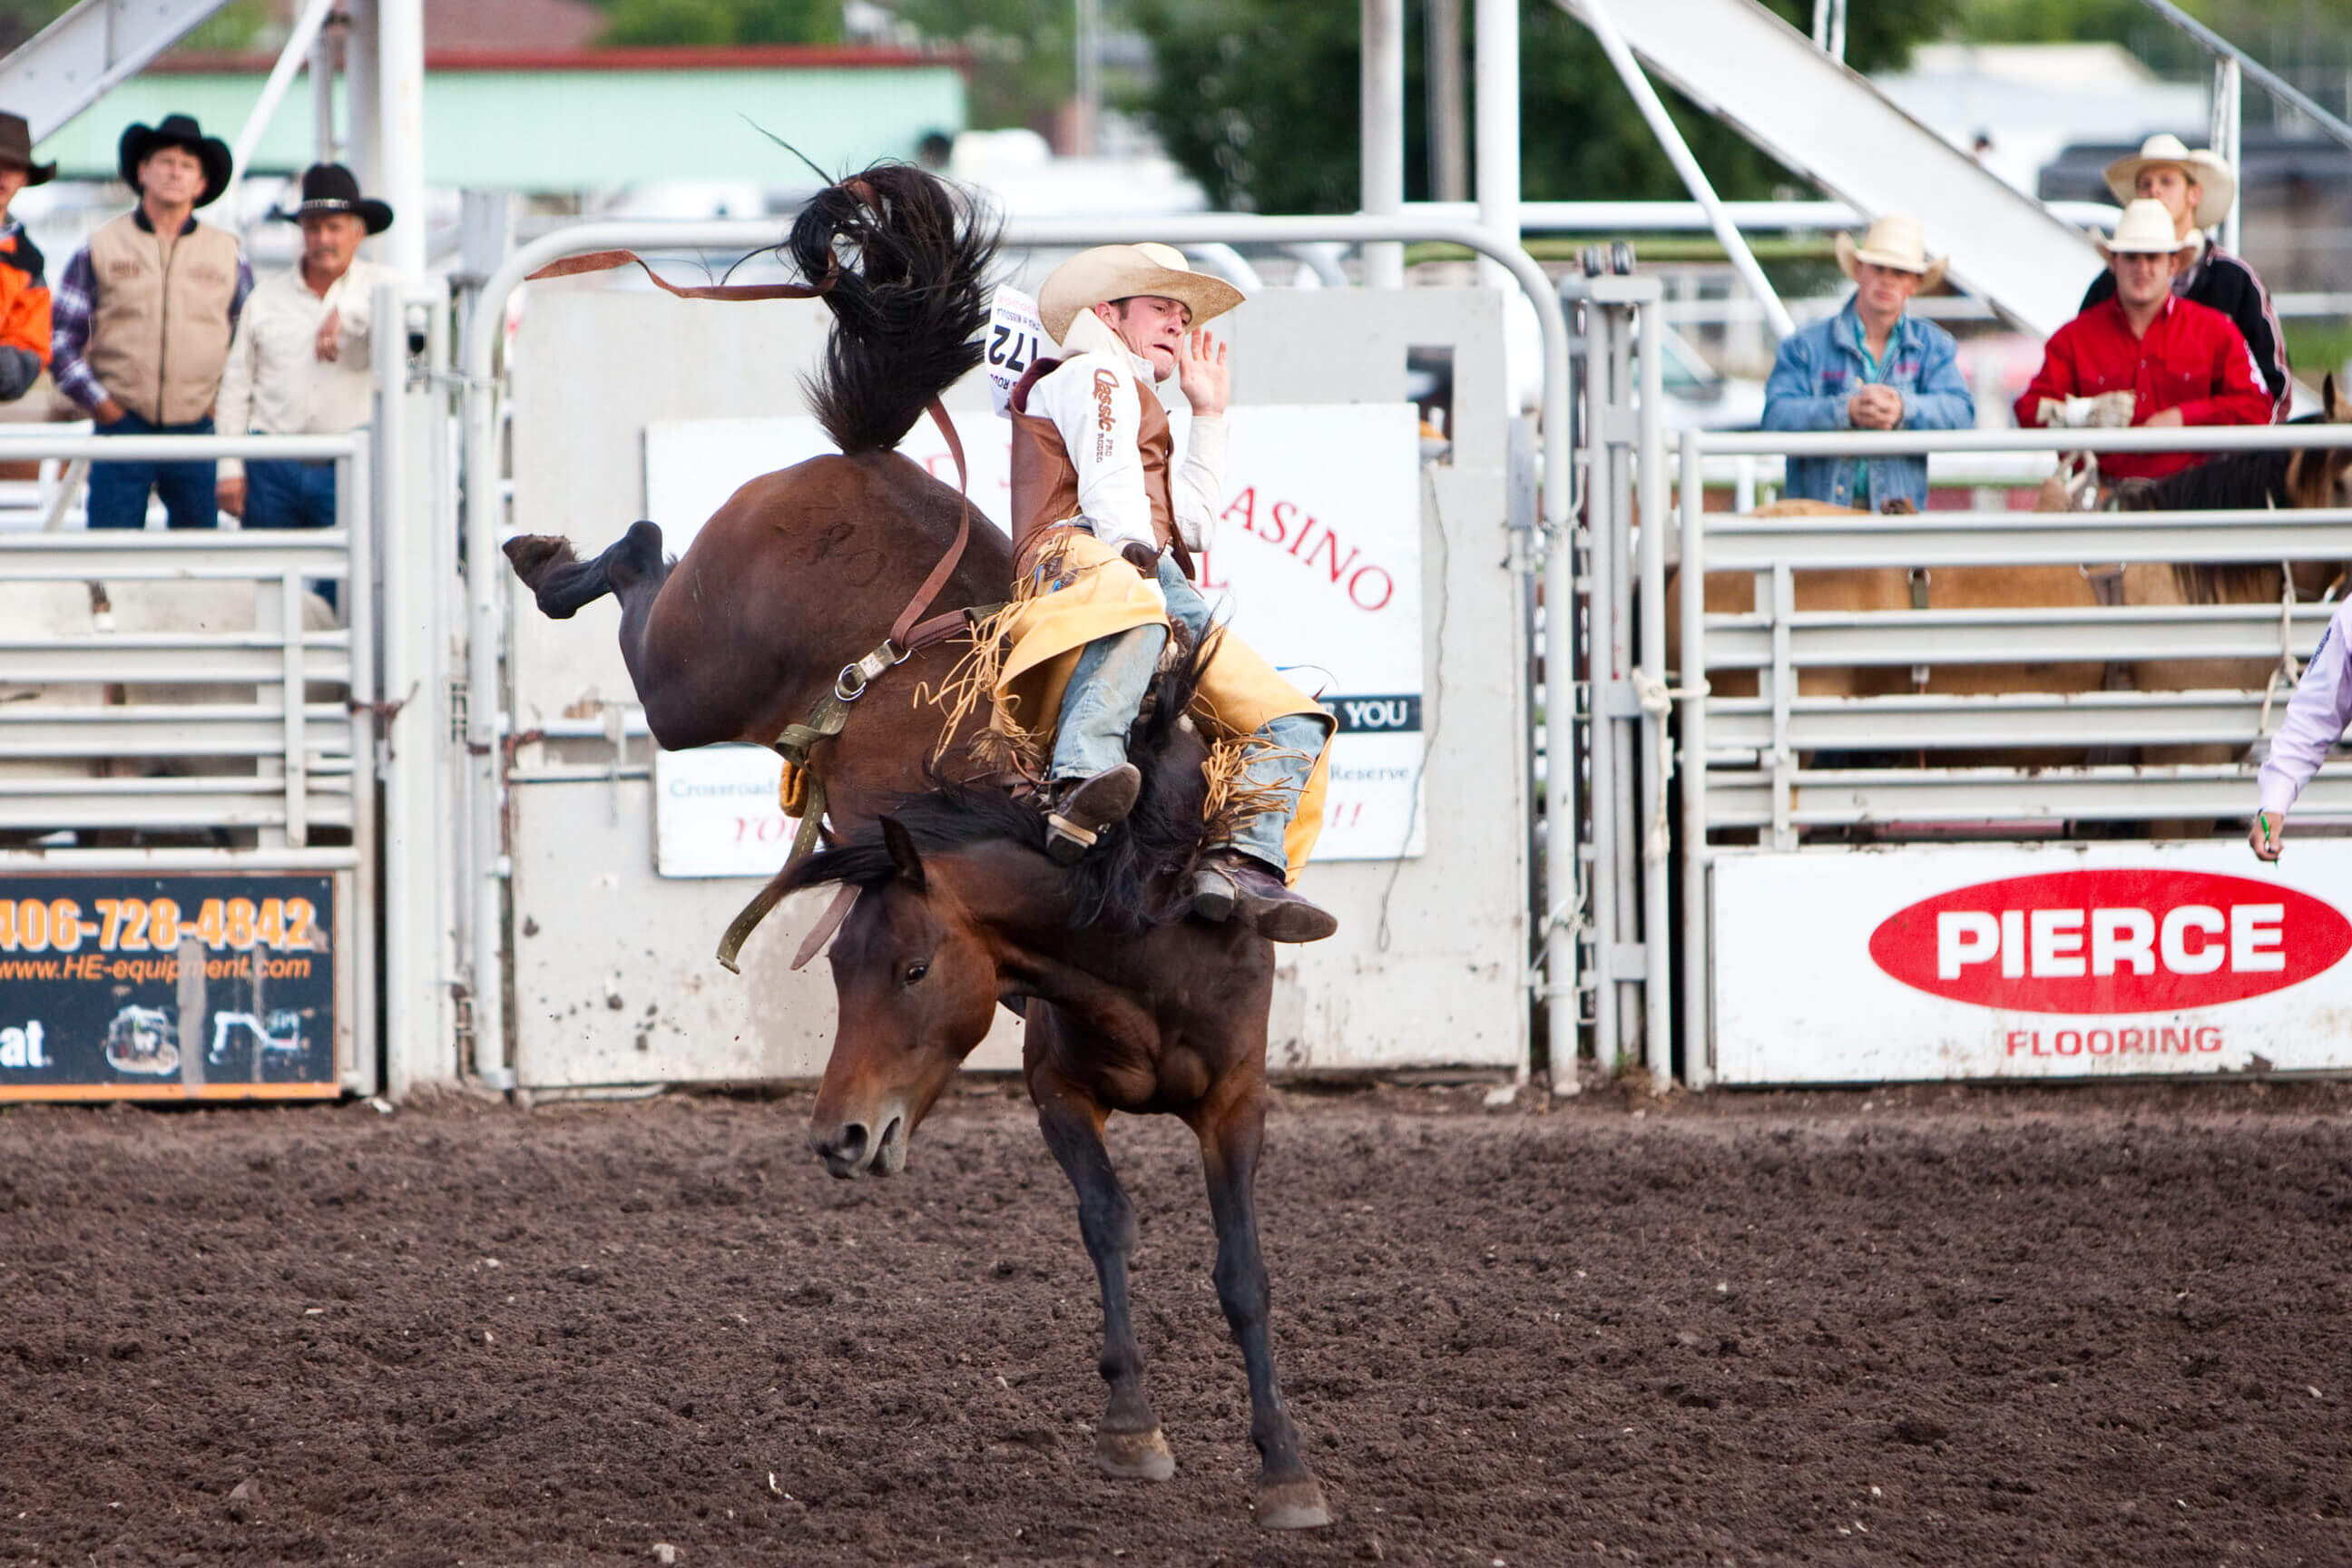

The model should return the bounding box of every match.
[0,429,384,1099]
[1669,421,2352,1086]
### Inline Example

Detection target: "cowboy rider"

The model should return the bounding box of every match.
[2015,199,2270,484]
[2079,133,2289,421]
[996,243,1338,943]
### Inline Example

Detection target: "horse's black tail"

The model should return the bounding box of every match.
[786,162,998,456]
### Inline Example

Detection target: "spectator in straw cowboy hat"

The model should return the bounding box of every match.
[2080,132,2288,420]
[995,242,1338,941]
[2017,198,2269,483]
[51,113,252,529]
[0,112,55,404]
[1761,212,1974,513]
[214,163,397,543]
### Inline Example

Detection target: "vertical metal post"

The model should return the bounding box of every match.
[1544,358,1583,1095]
[308,17,337,162]
[1633,286,1671,1085]
[462,364,512,1091]
[1769,561,1795,850]
[1361,0,1406,288]
[343,435,379,1095]
[1606,304,1641,1066]
[1473,0,1519,292]
[375,0,426,278]
[1582,300,1620,1077]
[1426,0,1466,203]
[1677,428,1711,1089]
[2211,55,2243,256]
[345,0,380,213]
[1073,0,1102,155]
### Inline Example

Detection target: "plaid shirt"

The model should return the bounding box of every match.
[51,210,254,416]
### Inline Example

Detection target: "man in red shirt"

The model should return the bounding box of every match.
[2015,199,2269,482]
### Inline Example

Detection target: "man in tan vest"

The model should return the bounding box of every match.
[51,114,251,529]
[996,244,1338,942]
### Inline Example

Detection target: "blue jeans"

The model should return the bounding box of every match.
[243,457,337,531]
[85,411,217,531]
[241,457,341,612]
[1051,552,1328,872]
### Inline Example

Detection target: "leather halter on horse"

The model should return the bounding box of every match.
[522,210,986,972]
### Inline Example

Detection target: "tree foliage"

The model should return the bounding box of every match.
[591,0,838,47]
[889,0,1076,136]
[1132,0,1957,214]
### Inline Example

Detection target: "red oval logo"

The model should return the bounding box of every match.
[1868,868,2352,1014]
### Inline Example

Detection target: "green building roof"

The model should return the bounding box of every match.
[38,47,967,189]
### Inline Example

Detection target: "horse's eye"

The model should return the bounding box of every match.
[901,961,928,986]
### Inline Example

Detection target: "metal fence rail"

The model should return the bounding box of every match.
[0,430,378,1098]
[1672,421,2352,1085]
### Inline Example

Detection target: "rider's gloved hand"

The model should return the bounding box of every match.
[1120,541,1161,578]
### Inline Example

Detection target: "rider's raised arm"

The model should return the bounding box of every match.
[1034,349,1155,554]
[1171,412,1224,551]
[2259,599,2352,817]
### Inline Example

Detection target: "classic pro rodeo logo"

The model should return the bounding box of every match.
[1867,869,2352,1014]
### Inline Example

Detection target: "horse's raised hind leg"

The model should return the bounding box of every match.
[504,518,671,621]
[1195,1086,1331,1530]
[1032,1075,1175,1482]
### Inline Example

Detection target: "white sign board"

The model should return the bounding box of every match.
[652,744,796,878]
[1712,841,2352,1083]
[643,403,1425,877]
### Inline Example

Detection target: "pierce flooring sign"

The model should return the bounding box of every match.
[1713,844,2352,1082]
[0,873,338,1101]
[642,403,1426,877]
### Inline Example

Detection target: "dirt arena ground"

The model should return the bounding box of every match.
[5,1077,2351,1567]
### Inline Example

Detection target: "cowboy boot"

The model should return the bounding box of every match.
[1191,849,1338,943]
[1044,763,1142,864]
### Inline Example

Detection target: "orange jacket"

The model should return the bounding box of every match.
[0,223,52,367]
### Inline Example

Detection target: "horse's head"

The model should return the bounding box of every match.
[799,817,1004,1179]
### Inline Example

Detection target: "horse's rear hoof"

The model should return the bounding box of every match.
[1255,1475,1332,1530]
[502,534,571,583]
[1094,1426,1175,1481]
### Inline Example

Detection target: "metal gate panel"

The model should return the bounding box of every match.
[502,286,1525,1086]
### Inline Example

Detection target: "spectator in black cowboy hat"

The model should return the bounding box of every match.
[0,112,55,403]
[51,113,253,529]
[215,163,396,546]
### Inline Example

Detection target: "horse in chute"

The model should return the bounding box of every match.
[1668,386,2352,826]
[503,162,1335,1528]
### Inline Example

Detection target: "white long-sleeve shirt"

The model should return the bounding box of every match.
[2259,596,2352,814]
[1028,307,1227,554]
[214,257,390,482]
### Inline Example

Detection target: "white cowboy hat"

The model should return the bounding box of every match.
[2096,198,2202,259]
[2102,133,2235,230]
[1035,242,1245,344]
[1833,212,1949,291]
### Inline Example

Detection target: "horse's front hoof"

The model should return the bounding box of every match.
[1094,1425,1175,1481]
[1254,1475,1332,1530]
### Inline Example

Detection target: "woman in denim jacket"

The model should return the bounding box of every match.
[1761,213,1975,512]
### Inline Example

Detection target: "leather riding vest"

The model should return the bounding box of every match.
[1007,357,1193,578]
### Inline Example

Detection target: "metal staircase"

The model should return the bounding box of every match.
[2,0,240,140]
[1555,0,2103,339]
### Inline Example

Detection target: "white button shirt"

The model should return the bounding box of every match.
[214,256,390,482]
[1028,307,1227,554]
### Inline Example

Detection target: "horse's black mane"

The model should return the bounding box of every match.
[786,161,1000,456]
[2116,446,2293,511]
[782,635,1222,934]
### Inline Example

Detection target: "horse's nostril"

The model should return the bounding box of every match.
[812,1121,870,1167]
